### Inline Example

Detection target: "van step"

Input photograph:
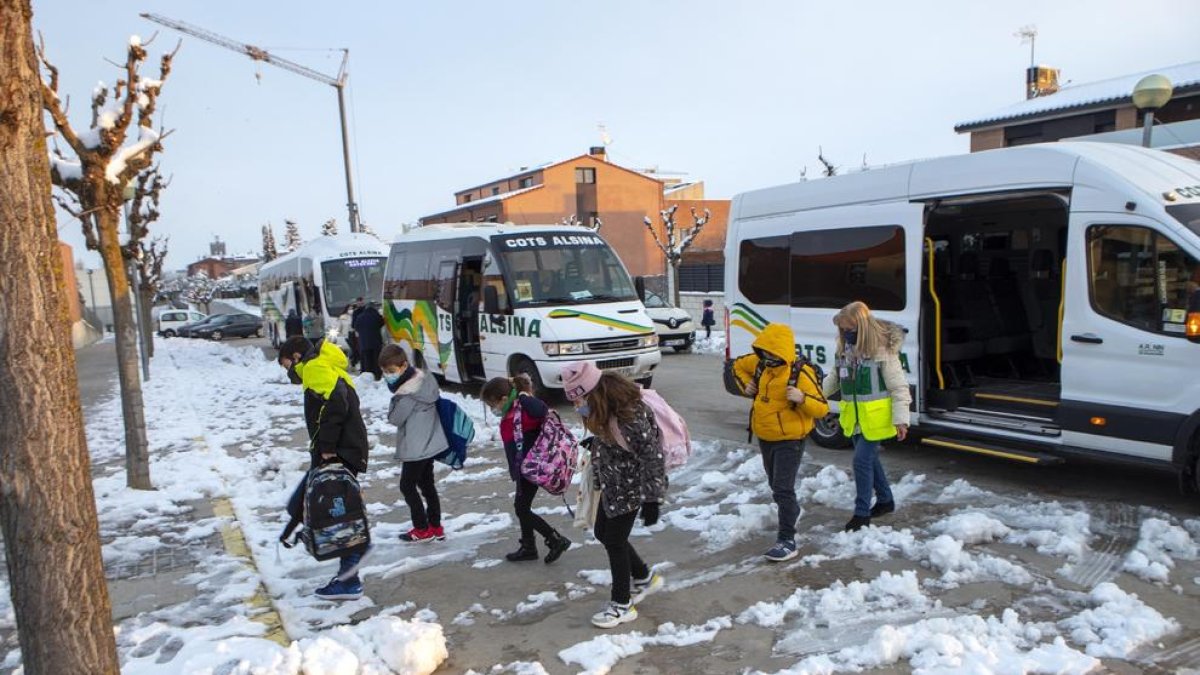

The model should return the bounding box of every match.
[973,392,1059,408]
[920,435,1064,465]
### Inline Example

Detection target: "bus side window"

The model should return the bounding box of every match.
[1088,225,1199,335]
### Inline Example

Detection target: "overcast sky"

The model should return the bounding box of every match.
[36,1,1200,270]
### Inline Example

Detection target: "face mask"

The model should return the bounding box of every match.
[576,404,591,418]
[842,330,859,346]
[383,372,403,386]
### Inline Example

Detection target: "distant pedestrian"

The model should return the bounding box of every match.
[562,362,667,629]
[481,374,572,565]
[701,299,716,339]
[285,309,303,338]
[731,322,828,562]
[353,302,385,381]
[822,301,910,532]
[381,345,448,543]
[277,335,371,600]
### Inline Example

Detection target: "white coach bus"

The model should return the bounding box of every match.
[383,224,660,393]
[725,142,1200,489]
[259,233,389,348]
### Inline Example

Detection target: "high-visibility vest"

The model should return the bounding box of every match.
[836,353,896,441]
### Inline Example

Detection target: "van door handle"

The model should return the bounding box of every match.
[1070,333,1103,344]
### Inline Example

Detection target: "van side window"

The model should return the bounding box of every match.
[738,236,790,305]
[790,226,906,310]
[1087,225,1199,336]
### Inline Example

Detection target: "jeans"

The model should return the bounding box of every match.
[400,458,441,529]
[337,550,363,579]
[514,477,556,543]
[594,504,650,605]
[852,435,893,517]
[760,439,803,542]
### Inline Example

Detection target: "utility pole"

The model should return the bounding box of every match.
[141,13,362,232]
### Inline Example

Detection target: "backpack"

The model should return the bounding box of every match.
[743,355,826,443]
[517,409,578,496]
[280,463,370,562]
[433,397,475,470]
[639,388,691,471]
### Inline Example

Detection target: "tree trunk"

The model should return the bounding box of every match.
[139,286,155,359]
[94,210,153,489]
[0,1,121,671]
[668,262,680,307]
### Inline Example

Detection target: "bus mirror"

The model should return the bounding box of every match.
[484,286,501,314]
[634,276,646,301]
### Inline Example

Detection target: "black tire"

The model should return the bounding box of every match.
[163,329,175,338]
[811,412,851,449]
[255,327,263,338]
[636,375,653,389]
[211,330,223,342]
[511,356,548,399]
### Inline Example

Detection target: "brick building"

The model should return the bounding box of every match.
[186,255,259,279]
[420,147,730,288]
[956,61,1200,158]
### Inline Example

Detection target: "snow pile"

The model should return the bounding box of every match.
[1060,582,1178,658]
[691,331,726,355]
[558,617,732,675]
[926,534,1033,587]
[797,465,856,507]
[934,478,993,503]
[989,501,1092,560]
[930,511,1011,545]
[1121,517,1198,583]
[467,663,550,675]
[738,570,931,630]
[662,502,775,551]
[299,616,448,674]
[824,525,924,562]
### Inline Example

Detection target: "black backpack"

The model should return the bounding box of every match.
[727,353,826,442]
[281,463,370,561]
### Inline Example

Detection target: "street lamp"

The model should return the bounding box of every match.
[1132,74,1173,148]
[86,268,97,316]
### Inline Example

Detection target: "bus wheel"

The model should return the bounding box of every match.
[811,412,851,449]
[511,357,547,399]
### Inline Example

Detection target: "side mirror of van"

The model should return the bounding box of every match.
[484,286,501,315]
[634,276,646,302]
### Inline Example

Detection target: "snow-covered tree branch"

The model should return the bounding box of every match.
[643,205,709,304]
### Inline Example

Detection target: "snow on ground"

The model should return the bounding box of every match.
[558,617,732,675]
[1122,517,1199,583]
[691,330,726,355]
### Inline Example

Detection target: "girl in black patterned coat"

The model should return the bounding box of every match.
[562,361,668,629]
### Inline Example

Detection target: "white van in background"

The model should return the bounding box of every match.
[725,142,1200,491]
[383,224,660,393]
[157,309,206,337]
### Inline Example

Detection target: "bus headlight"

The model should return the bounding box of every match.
[640,334,659,348]
[542,342,585,356]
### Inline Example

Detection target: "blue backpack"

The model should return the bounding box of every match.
[434,397,475,469]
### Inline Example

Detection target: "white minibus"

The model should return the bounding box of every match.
[725,142,1200,490]
[383,224,660,392]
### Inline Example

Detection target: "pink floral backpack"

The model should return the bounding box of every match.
[516,408,578,496]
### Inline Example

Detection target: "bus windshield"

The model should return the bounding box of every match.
[322,257,386,317]
[494,233,637,306]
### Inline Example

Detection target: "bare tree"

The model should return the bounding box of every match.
[122,166,169,359]
[360,221,380,240]
[0,1,121,670]
[588,215,603,232]
[817,146,837,177]
[321,217,338,236]
[561,213,602,231]
[41,32,178,490]
[261,222,278,261]
[643,205,710,306]
[284,218,302,251]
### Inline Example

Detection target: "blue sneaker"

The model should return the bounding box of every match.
[764,539,798,562]
[315,575,363,601]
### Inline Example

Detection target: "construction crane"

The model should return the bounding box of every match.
[141,13,362,233]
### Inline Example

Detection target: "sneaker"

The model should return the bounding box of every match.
[430,525,446,541]
[544,533,571,565]
[400,527,437,543]
[869,501,895,518]
[844,515,871,532]
[591,601,638,629]
[315,575,363,601]
[336,543,373,581]
[631,571,664,603]
[764,540,798,562]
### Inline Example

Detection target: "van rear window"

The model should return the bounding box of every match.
[1166,203,1200,237]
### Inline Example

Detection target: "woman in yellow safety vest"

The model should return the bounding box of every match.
[822,301,911,532]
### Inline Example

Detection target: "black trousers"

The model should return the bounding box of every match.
[594,505,649,604]
[514,477,556,543]
[400,458,440,529]
[360,346,381,379]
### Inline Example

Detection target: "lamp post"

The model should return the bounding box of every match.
[86,268,97,316]
[1132,74,1174,148]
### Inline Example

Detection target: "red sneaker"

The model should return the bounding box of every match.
[430,525,446,541]
[400,527,436,543]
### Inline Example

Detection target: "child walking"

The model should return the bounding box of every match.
[381,344,449,542]
[562,362,667,629]
[822,301,911,532]
[701,299,716,339]
[481,374,572,564]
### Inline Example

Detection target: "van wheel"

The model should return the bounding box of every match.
[211,330,223,341]
[636,376,653,389]
[811,412,851,449]
[255,327,263,338]
[511,357,548,400]
[163,329,175,338]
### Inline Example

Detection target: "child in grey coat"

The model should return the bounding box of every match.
[381,344,449,543]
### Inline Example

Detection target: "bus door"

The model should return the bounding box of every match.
[435,259,463,381]
[457,257,486,380]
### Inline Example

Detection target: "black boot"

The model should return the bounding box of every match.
[844,515,871,532]
[869,501,895,518]
[505,539,538,562]
[543,532,571,564]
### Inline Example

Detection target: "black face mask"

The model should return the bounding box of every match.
[287,363,302,385]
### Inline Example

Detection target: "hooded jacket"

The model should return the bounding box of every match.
[387,368,449,462]
[295,339,369,472]
[732,323,829,442]
[822,319,911,440]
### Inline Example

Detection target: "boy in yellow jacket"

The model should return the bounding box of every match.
[732,323,829,561]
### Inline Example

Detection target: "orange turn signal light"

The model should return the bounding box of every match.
[1187,312,1200,338]
[1090,416,1107,427]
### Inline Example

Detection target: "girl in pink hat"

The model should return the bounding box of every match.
[562,362,668,629]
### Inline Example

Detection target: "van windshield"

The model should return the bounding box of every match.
[1167,203,1200,237]
[322,257,386,317]
[493,233,637,306]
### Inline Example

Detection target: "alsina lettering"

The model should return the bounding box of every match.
[479,314,542,338]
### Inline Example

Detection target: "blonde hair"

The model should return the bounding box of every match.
[833,301,887,357]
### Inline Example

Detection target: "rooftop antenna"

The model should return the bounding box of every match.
[1014,24,1037,68]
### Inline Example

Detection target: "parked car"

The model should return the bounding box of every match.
[643,290,696,352]
[157,309,206,338]
[192,313,263,341]
[176,315,224,338]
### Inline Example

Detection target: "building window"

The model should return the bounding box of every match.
[518,176,533,189]
[492,186,501,196]
[1087,225,1198,335]
[790,225,906,310]
[679,263,725,293]
[575,167,596,184]
[462,194,473,203]
[738,236,790,305]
